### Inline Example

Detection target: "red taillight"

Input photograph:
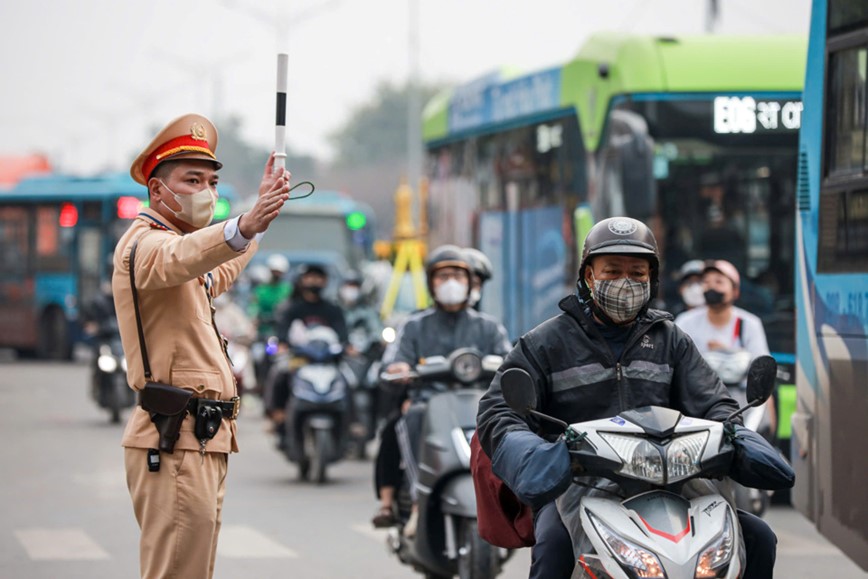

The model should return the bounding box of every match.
[59,203,78,227]
[117,196,142,219]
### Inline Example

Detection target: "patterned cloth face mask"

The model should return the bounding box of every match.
[590,273,650,324]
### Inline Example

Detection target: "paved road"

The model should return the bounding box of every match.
[1,360,866,578]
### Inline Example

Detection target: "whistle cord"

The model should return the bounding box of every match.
[288,180,315,201]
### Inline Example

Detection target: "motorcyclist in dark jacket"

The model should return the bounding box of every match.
[476,217,777,579]
[372,245,511,532]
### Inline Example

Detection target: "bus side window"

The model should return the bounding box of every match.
[0,207,29,274]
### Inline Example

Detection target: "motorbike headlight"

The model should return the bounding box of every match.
[382,327,396,344]
[588,512,665,579]
[98,355,118,373]
[452,351,482,383]
[600,433,664,484]
[695,512,735,578]
[666,431,708,483]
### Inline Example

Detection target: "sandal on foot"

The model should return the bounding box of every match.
[371,506,396,528]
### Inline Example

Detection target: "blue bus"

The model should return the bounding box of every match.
[0,173,235,359]
[791,0,868,570]
[233,189,377,284]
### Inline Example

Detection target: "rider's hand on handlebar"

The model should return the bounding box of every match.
[383,362,413,384]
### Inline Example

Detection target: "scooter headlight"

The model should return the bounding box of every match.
[121,356,128,372]
[452,351,482,383]
[588,512,665,578]
[667,431,708,483]
[600,433,664,484]
[695,512,735,578]
[98,355,118,373]
[381,327,396,344]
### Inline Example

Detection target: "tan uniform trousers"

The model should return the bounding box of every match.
[125,448,228,579]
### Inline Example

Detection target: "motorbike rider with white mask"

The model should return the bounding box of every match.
[464,247,494,310]
[476,217,778,579]
[371,245,511,532]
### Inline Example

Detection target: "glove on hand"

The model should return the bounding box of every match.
[491,430,572,510]
[725,423,795,491]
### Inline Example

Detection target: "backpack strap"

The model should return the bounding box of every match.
[733,317,744,348]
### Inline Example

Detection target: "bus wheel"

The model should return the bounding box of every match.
[37,307,70,360]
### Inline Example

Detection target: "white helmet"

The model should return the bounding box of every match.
[266,254,290,274]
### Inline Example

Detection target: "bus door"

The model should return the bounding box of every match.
[76,201,109,322]
[0,205,36,350]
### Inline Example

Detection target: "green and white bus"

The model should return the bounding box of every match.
[424,31,804,410]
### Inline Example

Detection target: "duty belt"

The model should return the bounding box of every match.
[137,395,241,420]
[188,397,241,420]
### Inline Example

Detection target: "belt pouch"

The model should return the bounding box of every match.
[140,382,194,454]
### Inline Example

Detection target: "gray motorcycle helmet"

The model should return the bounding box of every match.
[425,245,473,300]
[577,217,661,304]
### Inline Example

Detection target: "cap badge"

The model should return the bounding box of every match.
[190,123,208,141]
[608,219,638,236]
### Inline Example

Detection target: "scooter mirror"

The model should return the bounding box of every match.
[501,368,537,415]
[746,355,777,406]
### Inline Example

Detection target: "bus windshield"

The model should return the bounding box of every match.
[603,95,801,355]
[258,214,349,255]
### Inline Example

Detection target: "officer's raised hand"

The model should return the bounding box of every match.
[238,152,290,238]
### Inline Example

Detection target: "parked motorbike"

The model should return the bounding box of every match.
[499,356,779,579]
[381,348,509,579]
[704,348,774,516]
[91,335,135,424]
[279,326,354,484]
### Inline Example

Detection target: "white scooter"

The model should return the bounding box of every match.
[499,356,778,579]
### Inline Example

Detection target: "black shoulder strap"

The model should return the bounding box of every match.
[129,239,153,381]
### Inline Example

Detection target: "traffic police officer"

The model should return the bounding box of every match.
[113,113,290,578]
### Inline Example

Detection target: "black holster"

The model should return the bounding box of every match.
[139,382,194,454]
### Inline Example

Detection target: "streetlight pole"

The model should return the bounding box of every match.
[407,0,422,188]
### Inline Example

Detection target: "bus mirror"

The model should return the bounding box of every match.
[600,109,657,218]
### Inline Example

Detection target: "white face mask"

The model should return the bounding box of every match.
[340,286,360,304]
[160,180,217,229]
[468,288,482,307]
[681,282,706,308]
[434,279,468,306]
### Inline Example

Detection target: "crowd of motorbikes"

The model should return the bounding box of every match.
[83,266,791,579]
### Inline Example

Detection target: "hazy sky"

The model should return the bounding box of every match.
[0,0,811,175]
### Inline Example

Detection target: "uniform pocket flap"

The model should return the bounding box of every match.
[170,369,222,395]
[140,382,193,416]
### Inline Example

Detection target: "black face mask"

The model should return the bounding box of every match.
[704,289,726,306]
[303,285,324,297]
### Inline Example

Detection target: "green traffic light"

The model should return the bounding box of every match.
[214,198,231,220]
[346,211,367,231]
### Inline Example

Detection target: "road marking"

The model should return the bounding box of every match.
[351,523,391,542]
[217,525,299,558]
[14,529,110,561]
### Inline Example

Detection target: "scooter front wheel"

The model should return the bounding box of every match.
[457,519,499,579]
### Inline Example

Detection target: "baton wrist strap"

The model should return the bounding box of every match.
[129,239,153,382]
